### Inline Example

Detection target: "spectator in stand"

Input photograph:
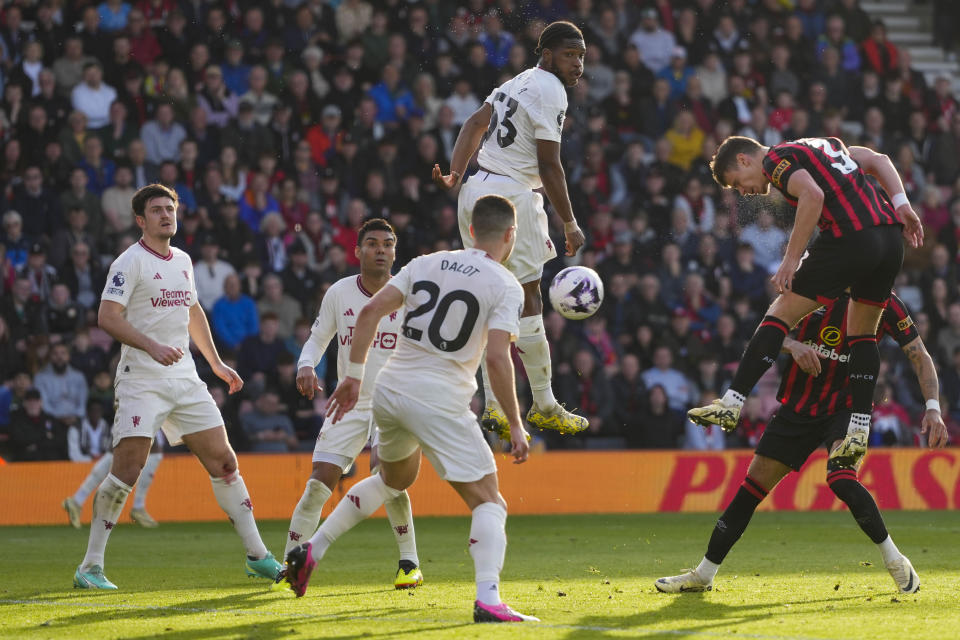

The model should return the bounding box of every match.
[861,20,899,77]
[257,274,302,340]
[46,284,84,338]
[816,14,861,72]
[642,345,694,415]
[140,102,187,165]
[58,242,105,314]
[8,388,67,461]
[34,342,87,431]
[222,102,273,167]
[872,383,913,446]
[633,385,684,449]
[17,242,57,302]
[9,165,62,242]
[71,63,116,129]
[194,234,236,309]
[629,6,675,74]
[79,136,115,197]
[211,273,258,351]
[241,389,298,453]
[237,311,285,382]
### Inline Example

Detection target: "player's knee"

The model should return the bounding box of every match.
[209,449,238,478]
[310,463,342,490]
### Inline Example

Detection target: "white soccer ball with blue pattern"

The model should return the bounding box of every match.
[548,266,604,320]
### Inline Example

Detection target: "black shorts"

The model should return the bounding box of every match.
[754,408,850,471]
[791,224,904,306]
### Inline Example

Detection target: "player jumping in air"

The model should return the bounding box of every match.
[658,292,947,594]
[688,136,924,469]
[73,184,282,589]
[432,21,588,439]
[286,195,537,623]
[281,218,422,590]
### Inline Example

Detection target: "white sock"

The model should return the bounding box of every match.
[516,315,556,412]
[309,473,400,562]
[721,389,745,409]
[210,471,269,559]
[74,453,113,505]
[480,357,500,410]
[849,412,871,436]
[80,473,131,571]
[470,502,507,606]
[132,452,162,510]
[878,535,901,564]
[384,490,419,564]
[285,478,332,556]
[696,557,720,581]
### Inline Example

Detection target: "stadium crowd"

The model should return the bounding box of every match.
[2,0,960,462]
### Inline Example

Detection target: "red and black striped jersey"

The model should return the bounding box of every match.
[761,137,902,238]
[777,293,919,417]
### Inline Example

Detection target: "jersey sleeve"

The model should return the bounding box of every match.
[879,294,920,347]
[297,285,339,369]
[762,146,801,193]
[385,257,418,299]
[101,253,140,308]
[527,77,566,143]
[488,279,523,340]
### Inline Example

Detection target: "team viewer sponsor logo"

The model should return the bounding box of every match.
[339,326,397,349]
[151,289,192,307]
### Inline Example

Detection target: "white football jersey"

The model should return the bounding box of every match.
[476,67,568,189]
[298,275,403,411]
[376,249,524,409]
[101,239,200,381]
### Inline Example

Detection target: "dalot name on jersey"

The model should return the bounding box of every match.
[151,289,193,307]
[339,325,397,349]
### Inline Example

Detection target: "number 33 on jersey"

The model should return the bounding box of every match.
[477,67,568,190]
[375,249,524,410]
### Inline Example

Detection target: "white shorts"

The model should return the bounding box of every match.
[373,385,497,483]
[312,408,374,472]
[112,377,224,447]
[458,171,556,284]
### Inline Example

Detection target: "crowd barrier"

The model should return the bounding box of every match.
[1,448,958,526]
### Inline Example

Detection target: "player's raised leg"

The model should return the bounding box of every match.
[825,449,919,593]
[688,292,820,430]
[64,452,114,528]
[74,438,151,589]
[183,426,281,580]
[657,455,789,593]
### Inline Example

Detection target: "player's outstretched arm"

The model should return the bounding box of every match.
[296,296,338,400]
[848,145,924,248]
[486,329,530,463]
[188,302,242,394]
[774,169,824,294]
[98,299,184,366]
[326,285,405,423]
[536,139,584,256]
[432,103,493,190]
[901,335,949,447]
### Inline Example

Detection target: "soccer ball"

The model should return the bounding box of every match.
[548,266,604,320]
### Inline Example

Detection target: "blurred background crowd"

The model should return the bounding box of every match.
[3,0,960,462]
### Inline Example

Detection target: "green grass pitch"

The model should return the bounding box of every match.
[2,512,958,639]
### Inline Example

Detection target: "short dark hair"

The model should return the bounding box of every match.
[357,217,395,245]
[535,21,584,57]
[709,136,764,188]
[132,184,178,217]
[260,311,279,323]
[471,195,516,240]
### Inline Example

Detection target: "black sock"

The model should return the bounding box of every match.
[848,335,880,415]
[730,316,790,396]
[705,475,769,564]
[828,469,888,543]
